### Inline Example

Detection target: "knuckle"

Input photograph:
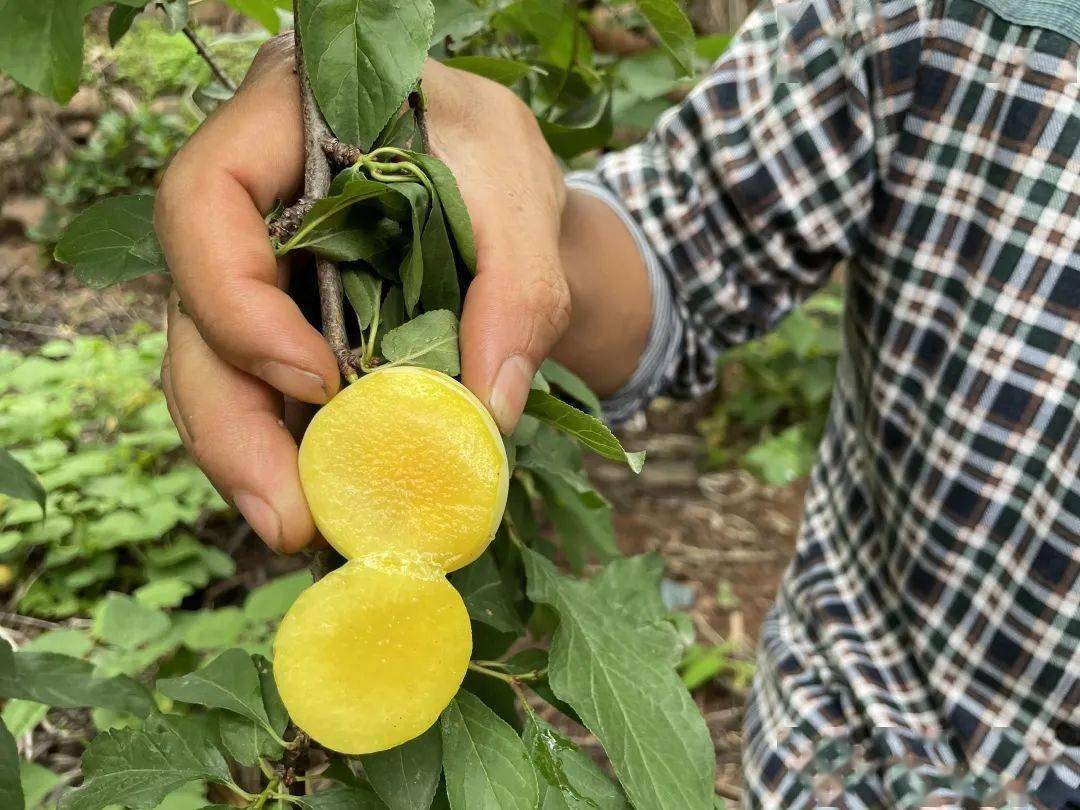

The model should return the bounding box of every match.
[523,271,572,349]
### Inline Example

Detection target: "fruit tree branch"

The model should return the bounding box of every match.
[181,26,237,93]
[291,4,358,383]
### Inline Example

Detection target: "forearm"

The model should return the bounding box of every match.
[551,187,653,398]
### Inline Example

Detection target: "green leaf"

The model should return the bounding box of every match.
[442,56,532,86]
[342,269,383,331]
[742,425,816,486]
[159,0,190,32]
[108,4,141,47]
[524,715,628,810]
[524,390,644,473]
[533,470,616,572]
[375,287,407,356]
[279,180,397,258]
[157,649,273,733]
[0,643,154,717]
[406,155,476,275]
[20,761,59,809]
[0,0,85,103]
[0,449,45,516]
[297,0,434,148]
[223,0,288,33]
[134,578,194,610]
[431,0,495,43]
[214,711,282,766]
[633,0,695,75]
[61,714,233,810]
[380,310,460,375]
[450,552,523,633]
[298,786,389,809]
[0,716,23,810]
[440,691,538,810]
[523,551,715,810]
[94,594,171,649]
[539,93,613,159]
[391,183,431,312]
[176,609,247,652]
[539,360,601,417]
[360,725,442,810]
[54,195,166,289]
[243,571,313,623]
[419,202,461,315]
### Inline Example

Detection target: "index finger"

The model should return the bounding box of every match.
[155,35,339,404]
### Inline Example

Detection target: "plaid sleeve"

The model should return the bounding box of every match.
[586,0,882,403]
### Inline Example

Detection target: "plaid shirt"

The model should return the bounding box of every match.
[574,0,1080,805]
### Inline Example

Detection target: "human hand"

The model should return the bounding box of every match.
[155,40,577,552]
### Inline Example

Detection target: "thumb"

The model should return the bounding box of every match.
[459,250,572,435]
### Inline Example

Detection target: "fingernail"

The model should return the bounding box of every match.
[488,354,533,434]
[234,491,282,549]
[259,361,328,403]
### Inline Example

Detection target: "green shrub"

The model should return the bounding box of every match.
[701,285,844,485]
[0,329,231,617]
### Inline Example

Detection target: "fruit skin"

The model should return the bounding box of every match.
[273,558,472,755]
[298,366,509,573]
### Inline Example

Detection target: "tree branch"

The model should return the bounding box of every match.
[182,26,237,93]
[291,5,358,383]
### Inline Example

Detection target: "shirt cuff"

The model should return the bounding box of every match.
[564,171,683,424]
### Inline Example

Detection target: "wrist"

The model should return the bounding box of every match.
[551,185,653,398]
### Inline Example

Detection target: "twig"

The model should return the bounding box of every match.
[292,9,358,383]
[320,135,363,166]
[181,26,237,93]
[408,88,431,154]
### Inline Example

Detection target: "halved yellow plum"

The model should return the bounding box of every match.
[297,366,509,573]
[273,558,471,754]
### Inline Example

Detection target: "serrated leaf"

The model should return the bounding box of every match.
[0,0,85,103]
[20,761,58,809]
[54,195,166,289]
[360,725,441,810]
[539,360,601,417]
[342,269,383,331]
[634,0,695,75]
[253,655,289,735]
[450,552,522,633]
[0,716,22,810]
[374,287,407,357]
[61,714,232,810]
[157,649,272,732]
[524,390,644,473]
[523,551,715,810]
[0,641,153,717]
[159,0,189,32]
[297,0,433,148]
[380,310,460,375]
[524,715,628,810]
[243,571,312,623]
[214,711,282,766]
[533,470,615,572]
[94,594,171,649]
[0,449,45,516]
[442,55,532,86]
[441,691,538,810]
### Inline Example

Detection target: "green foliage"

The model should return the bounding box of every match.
[0,331,229,617]
[701,286,844,485]
[54,194,166,287]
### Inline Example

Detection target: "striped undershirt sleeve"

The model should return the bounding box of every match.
[564,171,684,424]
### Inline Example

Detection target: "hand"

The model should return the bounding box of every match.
[155,40,585,552]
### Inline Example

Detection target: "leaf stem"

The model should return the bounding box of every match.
[181,25,237,93]
[292,5,358,384]
[468,661,547,683]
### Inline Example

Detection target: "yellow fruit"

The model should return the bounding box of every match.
[274,558,471,754]
[297,366,509,572]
